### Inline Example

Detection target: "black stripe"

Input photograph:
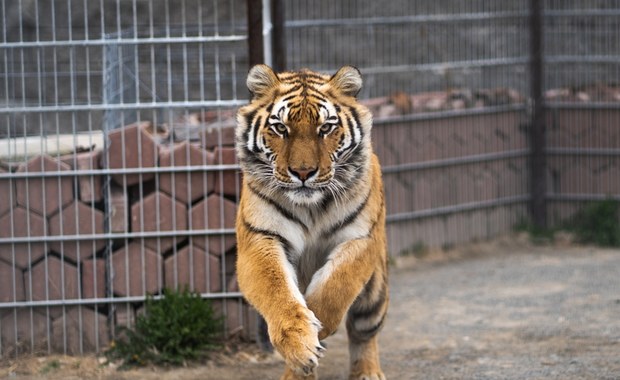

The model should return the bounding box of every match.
[349,107,364,140]
[281,94,297,102]
[242,219,293,257]
[248,185,308,233]
[355,312,386,337]
[322,190,370,236]
[350,283,387,321]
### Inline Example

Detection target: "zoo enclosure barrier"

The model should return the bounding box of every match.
[1,0,620,357]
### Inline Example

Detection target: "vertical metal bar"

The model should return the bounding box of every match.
[247,0,264,67]
[529,0,547,228]
[271,0,286,71]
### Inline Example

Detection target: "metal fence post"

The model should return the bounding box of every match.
[247,0,265,67]
[271,0,286,71]
[529,0,547,229]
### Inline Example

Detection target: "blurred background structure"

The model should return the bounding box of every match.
[1,0,619,357]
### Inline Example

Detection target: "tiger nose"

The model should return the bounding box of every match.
[289,166,318,182]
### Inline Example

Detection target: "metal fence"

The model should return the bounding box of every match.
[1,0,620,357]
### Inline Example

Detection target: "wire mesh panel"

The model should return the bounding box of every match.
[543,0,620,225]
[0,0,251,357]
[285,0,532,254]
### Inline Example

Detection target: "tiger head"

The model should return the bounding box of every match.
[236,65,373,205]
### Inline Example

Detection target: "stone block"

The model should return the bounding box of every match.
[0,206,47,269]
[213,147,242,198]
[111,242,161,297]
[24,256,79,318]
[212,300,258,340]
[81,258,106,299]
[196,112,237,149]
[190,194,237,255]
[0,259,25,302]
[107,121,159,186]
[15,155,73,216]
[0,310,50,354]
[73,150,104,203]
[51,307,109,354]
[164,245,221,294]
[0,168,16,218]
[159,142,215,204]
[131,191,188,253]
[48,200,106,262]
[109,184,129,233]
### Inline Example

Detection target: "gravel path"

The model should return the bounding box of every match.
[5,238,620,379]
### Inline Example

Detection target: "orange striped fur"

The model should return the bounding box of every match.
[235,65,388,380]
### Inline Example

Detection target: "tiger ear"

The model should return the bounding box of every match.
[330,65,363,97]
[247,64,280,98]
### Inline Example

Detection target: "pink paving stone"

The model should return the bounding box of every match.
[0,259,25,302]
[0,168,16,218]
[212,300,258,339]
[24,256,79,319]
[0,309,50,354]
[213,147,242,198]
[131,191,188,253]
[111,242,161,297]
[81,258,106,299]
[190,194,237,255]
[109,184,129,233]
[193,111,237,149]
[0,206,47,270]
[107,121,159,186]
[48,200,106,262]
[15,155,73,217]
[159,142,215,204]
[62,150,104,203]
[51,306,110,354]
[164,245,221,294]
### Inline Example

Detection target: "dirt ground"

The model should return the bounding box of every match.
[2,234,620,380]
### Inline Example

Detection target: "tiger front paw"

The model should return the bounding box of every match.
[270,308,326,376]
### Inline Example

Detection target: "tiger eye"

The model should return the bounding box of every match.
[319,124,333,134]
[272,123,288,135]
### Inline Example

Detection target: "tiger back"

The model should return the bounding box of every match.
[235,65,388,380]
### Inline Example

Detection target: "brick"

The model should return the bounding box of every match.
[51,307,109,354]
[111,242,161,297]
[0,259,25,302]
[114,306,136,327]
[81,258,106,299]
[15,155,73,216]
[131,191,188,253]
[195,112,237,149]
[212,299,258,340]
[109,184,129,233]
[159,142,215,204]
[0,310,50,354]
[48,200,106,262]
[190,194,237,255]
[0,206,47,269]
[107,121,159,186]
[0,168,16,218]
[24,256,79,318]
[74,150,104,203]
[164,245,221,294]
[213,147,242,198]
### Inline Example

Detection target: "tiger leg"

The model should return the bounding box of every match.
[304,238,378,341]
[346,269,388,380]
[236,226,324,377]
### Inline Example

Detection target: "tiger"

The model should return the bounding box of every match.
[235,65,389,380]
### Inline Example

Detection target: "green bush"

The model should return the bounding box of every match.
[570,199,620,247]
[106,288,223,368]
